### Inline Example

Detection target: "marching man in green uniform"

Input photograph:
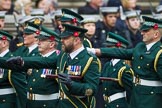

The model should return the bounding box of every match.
[6,24,101,108]
[0,22,41,108]
[12,22,41,108]
[101,32,134,108]
[0,30,16,108]
[87,16,162,108]
[26,26,60,108]
[57,24,101,108]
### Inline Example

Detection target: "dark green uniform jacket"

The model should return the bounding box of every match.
[0,50,16,108]
[57,49,100,108]
[0,45,39,108]
[102,59,133,108]
[27,50,59,108]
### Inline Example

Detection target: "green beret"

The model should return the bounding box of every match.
[103,32,129,48]
[140,16,162,31]
[0,30,13,41]
[61,8,83,23]
[23,22,41,35]
[36,26,60,42]
[60,24,87,38]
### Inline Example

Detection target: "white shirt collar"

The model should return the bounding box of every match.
[146,42,156,51]
[42,50,56,57]
[69,45,85,59]
[112,59,120,66]
[0,49,9,57]
[28,44,38,53]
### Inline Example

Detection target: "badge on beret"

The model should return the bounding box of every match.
[34,18,41,25]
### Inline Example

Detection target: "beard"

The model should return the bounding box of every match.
[62,43,74,53]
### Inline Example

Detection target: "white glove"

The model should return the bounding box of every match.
[86,47,96,54]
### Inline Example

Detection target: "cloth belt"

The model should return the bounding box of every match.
[134,77,162,86]
[0,88,15,95]
[27,92,59,100]
[103,92,125,103]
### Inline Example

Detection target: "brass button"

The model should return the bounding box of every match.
[138,66,141,69]
[147,64,149,66]
[30,88,32,91]
[33,79,36,82]
[116,104,119,107]
[140,57,143,59]
[2,100,5,102]
[104,88,107,90]
[132,57,134,60]
[36,70,39,72]
[43,104,46,107]
[151,91,154,94]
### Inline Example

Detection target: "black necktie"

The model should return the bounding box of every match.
[67,54,71,63]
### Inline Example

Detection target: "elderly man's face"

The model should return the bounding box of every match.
[0,0,11,10]
[23,33,37,47]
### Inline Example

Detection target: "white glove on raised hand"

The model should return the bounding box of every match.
[86,47,96,54]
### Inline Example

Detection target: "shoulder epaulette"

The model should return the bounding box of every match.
[154,49,162,72]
